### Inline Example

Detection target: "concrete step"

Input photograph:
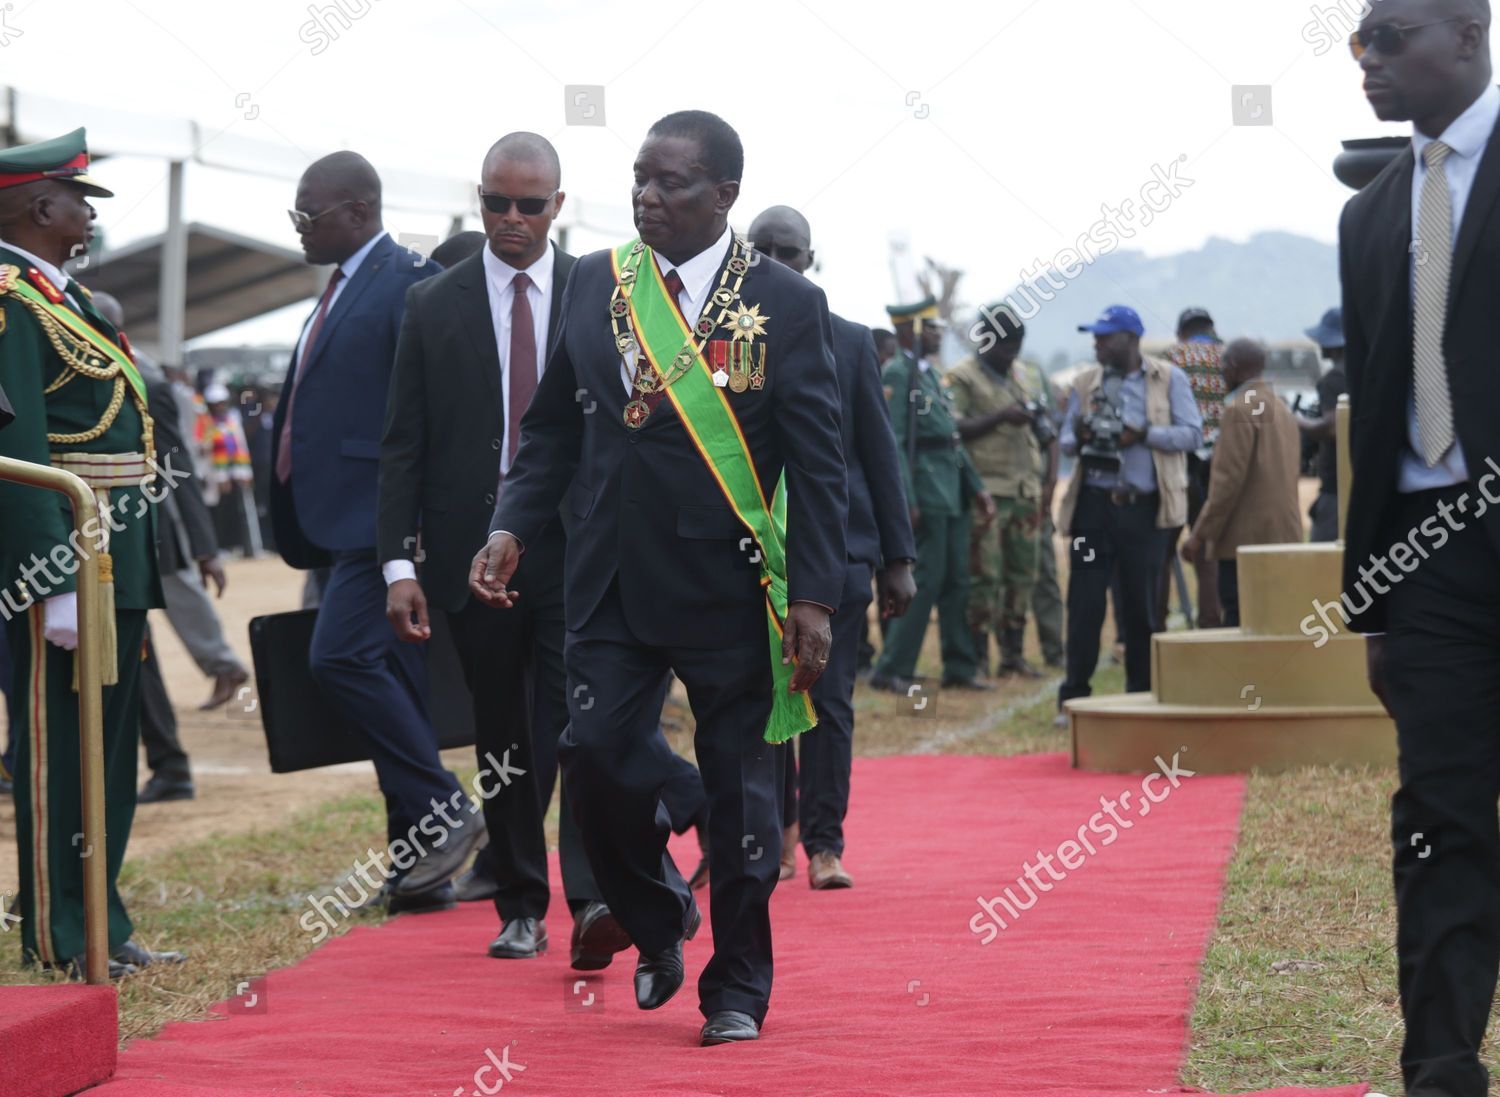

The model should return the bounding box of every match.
[1064,692,1396,774]
[1151,629,1376,708]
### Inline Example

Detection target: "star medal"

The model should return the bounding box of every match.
[724,303,769,343]
[624,399,650,429]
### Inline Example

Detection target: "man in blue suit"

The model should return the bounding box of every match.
[746,206,916,891]
[270,151,478,912]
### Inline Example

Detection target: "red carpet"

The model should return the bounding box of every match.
[0,984,117,1096]
[91,754,1369,1097]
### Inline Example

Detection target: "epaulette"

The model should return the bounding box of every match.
[0,264,18,295]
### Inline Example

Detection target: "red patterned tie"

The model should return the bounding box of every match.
[275,268,344,483]
[636,269,688,415]
[507,271,537,467]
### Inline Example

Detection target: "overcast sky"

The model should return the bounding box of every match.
[0,0,1446,344]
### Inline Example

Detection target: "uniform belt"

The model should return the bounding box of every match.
[1084,483,1159,507]
[915,435,960,452]
[50,451,154,489]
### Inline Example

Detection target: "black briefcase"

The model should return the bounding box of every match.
[248,608,475,773]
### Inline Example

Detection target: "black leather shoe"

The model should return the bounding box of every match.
[60,955,137,980]
[866,672,914,694]
[700,1010,760,1045]
[385,881,457,916]
[488,917,547,959]
[138,773,195,803]
[570,902,632,971]
[395,814,485,895]
[634,901,701,1010]
[452,866,500,903]
[113,940,187,968]
[941,675,996,691]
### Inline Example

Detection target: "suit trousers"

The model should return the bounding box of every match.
[874,509,976,681]
[445,565,603,921]
[1217,559,1240,629]
[1060,487,1159,704]
[139,625,190,780]
[561,581,781,1022]
[308,551,463,846]
[161,567,245,679]
[780,561,871,854]
[1382,485,1500,1097]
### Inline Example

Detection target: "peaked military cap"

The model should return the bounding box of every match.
[0,127,113,197]
[886,296,940,324]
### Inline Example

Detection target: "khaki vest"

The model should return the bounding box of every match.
[1057,356,1189,535]
[945,356,1041,500]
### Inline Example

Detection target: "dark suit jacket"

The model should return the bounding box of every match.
[146,373,217,575]
[0,379,12,431]
[270,233,441,568]
[490,239,847,648]
[830,312,914,571]
[1340,104,1500,632]
[379,244,575,613]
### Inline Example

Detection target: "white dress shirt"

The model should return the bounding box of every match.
[618,225,734,394]
[383,242,555,586]
[4,241,85,312]
[484,241,555,473]
[1399,83,1500,492]
[292,230,386,374]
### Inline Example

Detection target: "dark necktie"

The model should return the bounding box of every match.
[634,269,688,417]
[507,271,537,468]
[276,268,344,483]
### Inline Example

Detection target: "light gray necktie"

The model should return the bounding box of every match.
[1413,139,1455,466]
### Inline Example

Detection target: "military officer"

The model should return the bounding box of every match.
[949,308,1055,679]
[870,298,995,693]
[0,129,180,976]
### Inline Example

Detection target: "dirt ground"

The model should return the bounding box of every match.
[0,556,469,895]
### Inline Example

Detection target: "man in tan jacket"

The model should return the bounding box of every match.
[1181,339,1304,627]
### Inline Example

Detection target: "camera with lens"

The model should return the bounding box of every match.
[1079,370,1129,471]
[1022,400,1058,448]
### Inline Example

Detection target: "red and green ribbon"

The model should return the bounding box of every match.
[612,238,816,743]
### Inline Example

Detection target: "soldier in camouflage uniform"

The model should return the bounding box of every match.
[949,307,1054,678]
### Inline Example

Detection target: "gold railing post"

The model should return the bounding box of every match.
[0,456,109,984]
[1336,394,1352,544]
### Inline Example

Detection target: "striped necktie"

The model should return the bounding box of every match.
[1413,139,1455,467]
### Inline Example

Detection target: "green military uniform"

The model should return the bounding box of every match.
[872,300,985,684]
[0,130,162,968]
[946,353,1043,674]
[1016,359,1064,665]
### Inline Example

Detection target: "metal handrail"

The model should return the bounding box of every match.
[0,456,108,984]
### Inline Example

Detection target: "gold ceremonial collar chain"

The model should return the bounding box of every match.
[610,236,755,404]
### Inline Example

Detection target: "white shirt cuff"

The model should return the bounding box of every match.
[382,559,418,585]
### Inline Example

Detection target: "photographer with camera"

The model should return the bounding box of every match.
[1054,306,1202,726]
[949,305,1058,679]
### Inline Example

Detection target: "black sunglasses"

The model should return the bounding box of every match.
[479,191,557,216]
[751,242,806,262]
[1349,19,1461,61]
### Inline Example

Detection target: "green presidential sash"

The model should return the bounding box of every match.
[3,268,147,403]
[610,238,816,743]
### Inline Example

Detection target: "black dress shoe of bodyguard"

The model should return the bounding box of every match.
[489,917,547,959]
[396,813,485,895]
[634,901,702,1010]
[571,902,632,971]
[113,939,187,968]
[385,881,457,916]
[700,1010,760,1045]
[138,772,195,803]
[866,672,914,694]
[452,866,500,903]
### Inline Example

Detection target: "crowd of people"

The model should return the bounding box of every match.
[2,0,1498,1083]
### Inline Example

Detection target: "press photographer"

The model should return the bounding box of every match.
[1055,305,1202,724]
[950,305,1059,678]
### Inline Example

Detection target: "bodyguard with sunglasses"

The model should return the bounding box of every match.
[1340,2,1500,1093]
[269,152,482,909]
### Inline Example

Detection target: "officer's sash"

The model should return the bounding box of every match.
[2,267,147,403]
[611,239,816,743]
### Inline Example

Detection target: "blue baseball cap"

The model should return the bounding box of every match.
[1078,305,1145,337]
[1304,307,1344,350]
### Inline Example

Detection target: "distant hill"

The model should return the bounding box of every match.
[955,231,1339,371]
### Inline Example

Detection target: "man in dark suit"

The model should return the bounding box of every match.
[381,132,632,968]
[1341,3,1500,1092]
[746,205,915,890]
[472,110,846,1046]
[271,151,477,911]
